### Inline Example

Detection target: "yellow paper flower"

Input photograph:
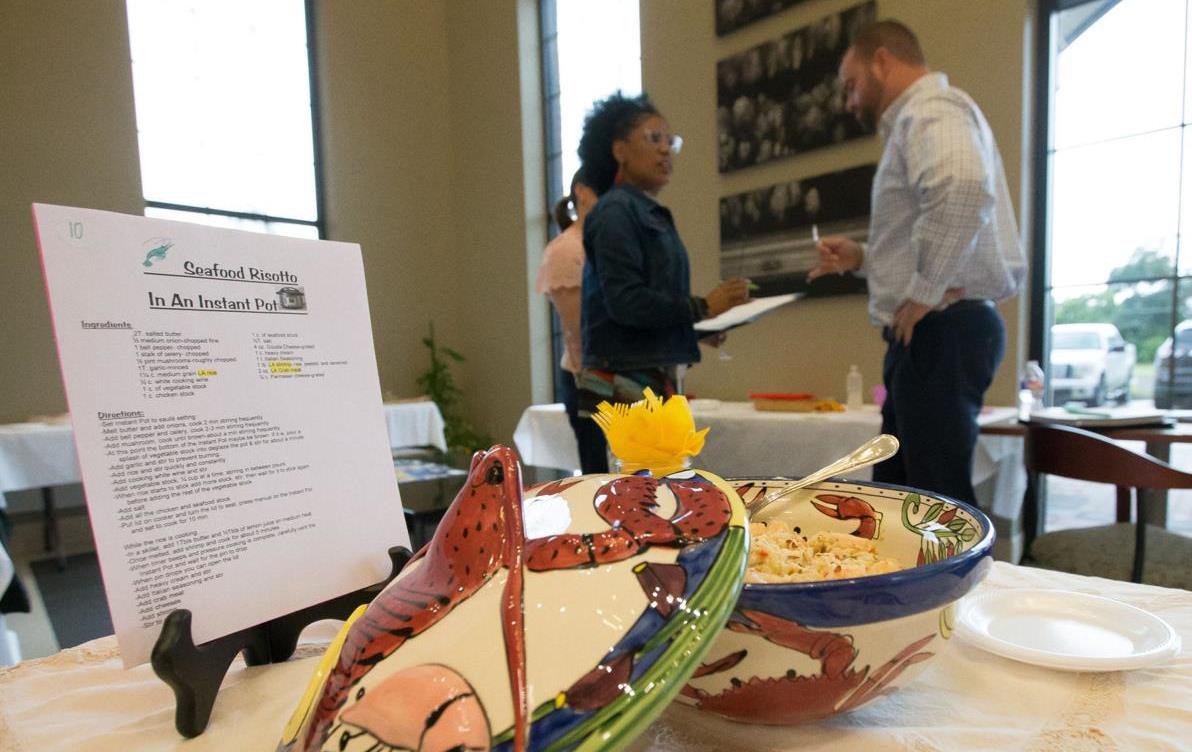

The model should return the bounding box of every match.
[592,388,708,476]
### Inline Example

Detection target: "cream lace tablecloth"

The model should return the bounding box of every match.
[1,562,1187,751]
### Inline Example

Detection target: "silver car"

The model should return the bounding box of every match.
[1154,320,1192,408]
[1049,323,1135,406]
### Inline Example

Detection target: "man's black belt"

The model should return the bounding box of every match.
[882,299,994,342]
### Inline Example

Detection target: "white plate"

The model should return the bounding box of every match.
[956,589,1182,672]
[689,398,722,411]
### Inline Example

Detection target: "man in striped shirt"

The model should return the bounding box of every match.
[809,20,1026,504]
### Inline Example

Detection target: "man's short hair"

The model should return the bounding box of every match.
[851,20,926,66]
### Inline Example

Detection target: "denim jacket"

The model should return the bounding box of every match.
[581,184,706,371]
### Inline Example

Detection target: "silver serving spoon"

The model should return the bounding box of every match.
[746,434,900,518]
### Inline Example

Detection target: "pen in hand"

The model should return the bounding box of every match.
[806,223,845,282]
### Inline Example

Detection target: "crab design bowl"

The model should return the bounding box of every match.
[676,478,994,725]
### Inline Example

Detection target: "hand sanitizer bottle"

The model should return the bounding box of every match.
[1018,360,1045,420]
[846,364,863,410]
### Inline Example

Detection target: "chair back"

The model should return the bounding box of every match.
[1023,422,1192,583]
[1025,423,1192,490]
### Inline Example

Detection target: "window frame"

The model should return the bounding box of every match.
[130,0,327,239]
[1030,0,1186,402]
[539,0,567,403]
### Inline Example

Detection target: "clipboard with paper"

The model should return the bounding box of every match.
[694,293,801,333]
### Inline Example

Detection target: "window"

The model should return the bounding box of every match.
[125,0,323,238]
[1035,0,1189,409]
[542,0,642,210]
[540,0,642,398]
[548,0,642,202]
[1034,0,1192,538]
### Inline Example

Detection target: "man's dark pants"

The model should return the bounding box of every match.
[872,300,1005,503]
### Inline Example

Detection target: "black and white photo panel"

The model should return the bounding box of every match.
[720,163,875,297]
[715,0,816,37]
[717,1,876,173]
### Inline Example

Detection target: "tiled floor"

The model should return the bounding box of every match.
[4,457,1191,666]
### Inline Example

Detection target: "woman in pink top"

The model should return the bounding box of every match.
[535,168,607,472]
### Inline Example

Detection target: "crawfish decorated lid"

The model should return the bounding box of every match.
[279,390,749,752]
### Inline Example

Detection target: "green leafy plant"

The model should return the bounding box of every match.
[416,322,492,459]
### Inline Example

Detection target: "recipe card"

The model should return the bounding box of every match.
[33,204,409,666]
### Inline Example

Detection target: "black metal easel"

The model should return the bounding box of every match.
[149,545,412,738]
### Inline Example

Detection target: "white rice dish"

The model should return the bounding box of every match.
[746,520,904,583]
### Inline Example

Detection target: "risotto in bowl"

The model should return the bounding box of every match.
[677,477,994,725]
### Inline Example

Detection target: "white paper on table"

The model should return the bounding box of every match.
[693,293,800,332]
[1027,406,1170,428]
[33,204,410,667]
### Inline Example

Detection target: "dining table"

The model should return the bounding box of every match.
[0,561,1186,751]
[0,401,450,567]
[514,402,1027,560]
[0,543,16,667]
[0,400,449,508]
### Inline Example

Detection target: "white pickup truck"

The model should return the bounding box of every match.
[1049,323,1136,406]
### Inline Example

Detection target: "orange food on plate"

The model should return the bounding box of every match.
[747,393,846,412]
[812,398,845,412]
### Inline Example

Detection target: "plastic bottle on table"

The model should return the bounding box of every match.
[846,364,863,410]
[1018,359,1045,420]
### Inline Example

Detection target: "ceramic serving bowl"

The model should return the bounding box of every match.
[677,478,994,725]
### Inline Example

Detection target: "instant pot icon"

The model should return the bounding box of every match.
[276,286,306,310]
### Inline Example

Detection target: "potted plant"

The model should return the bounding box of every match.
[416,323,492,466]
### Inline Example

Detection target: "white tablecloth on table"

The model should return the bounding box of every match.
[0,542,16,666]
[0,562,1186,751]
[0,423,80,498]
[381,400,448,453]
[0,403,448,507]
[514,402,1024,517]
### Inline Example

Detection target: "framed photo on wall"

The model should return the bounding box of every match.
[715,0,815,36]
[717,1,876,173]
[720,163,875,297]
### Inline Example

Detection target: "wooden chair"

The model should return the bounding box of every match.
[1023,422,1192,585]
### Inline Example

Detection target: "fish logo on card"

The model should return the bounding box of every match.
[142,238,173,267]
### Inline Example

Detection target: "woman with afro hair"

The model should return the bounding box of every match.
[575,91,751,424]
